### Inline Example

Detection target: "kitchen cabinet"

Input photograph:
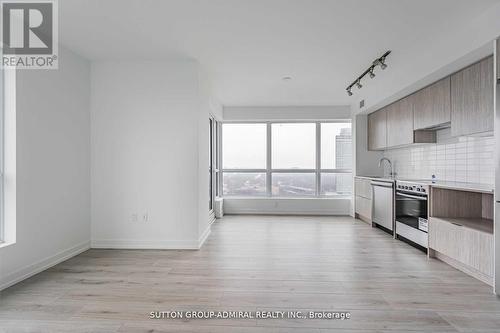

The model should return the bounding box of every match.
[354,177,372,223]
[367,108,387,150]
[429,217,493,284]
[355,177,372,199]
[355,196,372,223]
[386,97,414,147]
[428,187,495,286]
[450,56,494,137]
[413,77,451,130]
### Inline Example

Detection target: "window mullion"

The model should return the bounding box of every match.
[266,122,272,197]
[316,122,321,196]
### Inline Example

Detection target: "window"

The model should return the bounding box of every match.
[272,173,315,197]
[0,68,3,241]
[209,118,214,211]
[223,123,266,169]
[320,173,353,195]
[223,172,266,196]
[320,123,352,170]
[222,121,352,198]
[209,117,223,212]
[272,123,315,169]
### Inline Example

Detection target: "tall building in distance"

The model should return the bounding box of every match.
[335,127,352,194]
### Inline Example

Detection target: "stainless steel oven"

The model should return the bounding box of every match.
[395,181,429,248]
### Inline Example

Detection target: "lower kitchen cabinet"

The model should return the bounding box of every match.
[355,177,372,199]
[354,177,372,223]
[355,196,372,223]
[429,217,493,285]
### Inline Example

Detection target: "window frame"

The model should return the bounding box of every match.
[0,66,4,242]
[221,120,352,198]
[209,116,223,214]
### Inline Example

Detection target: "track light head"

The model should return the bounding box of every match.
[347,88,353,96]
[356,80,362,89]
[369,68,376,79]
[379,58,387,70]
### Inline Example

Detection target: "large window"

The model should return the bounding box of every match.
[222,121,352,197]
[272,123,315,169]
[0,68,3,242]
[223,123,266,169]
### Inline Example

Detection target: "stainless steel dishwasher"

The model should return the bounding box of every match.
[371,180,394,233]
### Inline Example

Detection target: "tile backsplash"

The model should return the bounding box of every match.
[383,128,494,185]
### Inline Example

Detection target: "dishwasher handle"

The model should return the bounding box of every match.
[371,181,393,188]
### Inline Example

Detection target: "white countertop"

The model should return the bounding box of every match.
[426,181,493,194]
[354,175,395,183]
[355,175,494,194]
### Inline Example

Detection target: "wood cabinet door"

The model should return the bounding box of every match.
[354,178,372,199]
[451,56,494,136]
[367,109,387,150]
[355,196,372,220]
[413,77,451,130]
[386,97,414,147]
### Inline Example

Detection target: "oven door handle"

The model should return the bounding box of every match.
[396,192,427,200]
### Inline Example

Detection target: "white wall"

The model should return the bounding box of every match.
[353,114,383,177]
[90,60,214,249]
[0,47,91,290]
[224,197,350,216]
[223,106,350,121]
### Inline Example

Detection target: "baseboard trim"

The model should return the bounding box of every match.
[198,225,211,248]
[0,240,90,291]
[91,239,200,250]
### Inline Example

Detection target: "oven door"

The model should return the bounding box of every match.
[395,191,428,232]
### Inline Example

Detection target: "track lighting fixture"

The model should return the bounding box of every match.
[345,50,391,96]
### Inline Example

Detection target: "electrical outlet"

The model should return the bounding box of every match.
[142,213,149,222]
[131,214,138,222]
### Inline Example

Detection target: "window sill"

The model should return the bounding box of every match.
[0,241,15,250]
[222,196,352,200]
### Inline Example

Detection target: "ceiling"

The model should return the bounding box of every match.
[59,0,500,106]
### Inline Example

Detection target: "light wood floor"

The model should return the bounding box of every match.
[1,215,500,332]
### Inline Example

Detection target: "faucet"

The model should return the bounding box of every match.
[379,157,395,178]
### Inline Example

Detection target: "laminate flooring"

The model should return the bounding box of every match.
[1,215,499,332]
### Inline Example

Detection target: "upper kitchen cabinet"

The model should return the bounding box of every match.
[450,56,494,137]
[368,108,387,150]
[413,77,451,130]
[386,97,414,147]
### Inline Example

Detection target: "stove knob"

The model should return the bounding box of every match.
[421,188,426,193]
[416,188,421,192]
